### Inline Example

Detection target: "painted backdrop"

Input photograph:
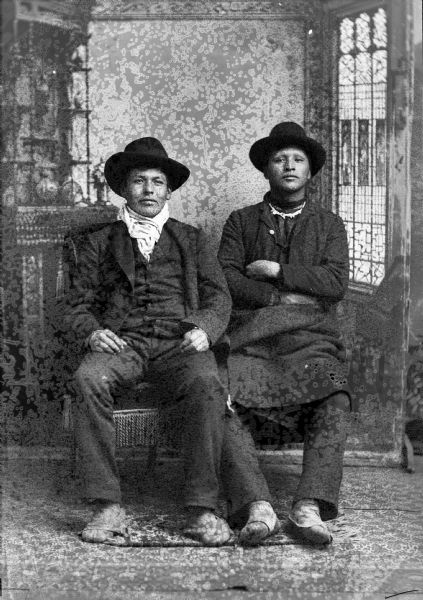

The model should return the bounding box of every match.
[89,17,305,247]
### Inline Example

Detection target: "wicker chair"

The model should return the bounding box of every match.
[62,393,176,474]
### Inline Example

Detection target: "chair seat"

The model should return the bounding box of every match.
[113,408,160,448]
[63,386,183,452]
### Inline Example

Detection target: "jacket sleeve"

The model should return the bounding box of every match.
[63,234,103,343]
[218,211,277,308]
[278,214,349,301]
[180,229,232,346]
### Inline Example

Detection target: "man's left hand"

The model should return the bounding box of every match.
[246,260,281,280]
[180,328,210,353]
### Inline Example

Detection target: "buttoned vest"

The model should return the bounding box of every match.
[120,229,186,342]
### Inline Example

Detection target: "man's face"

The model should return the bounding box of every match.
[121,167,171,217]
[264,146,311,196]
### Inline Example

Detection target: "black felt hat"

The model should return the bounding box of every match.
[249,122,326,176]
[104,137,190,196]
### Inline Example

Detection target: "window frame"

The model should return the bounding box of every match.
[329,0,389,294]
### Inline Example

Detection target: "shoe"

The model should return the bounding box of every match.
[81,501,127,544]
[183,508,233,546]
[239,501,280,546]
[288,499,332,545]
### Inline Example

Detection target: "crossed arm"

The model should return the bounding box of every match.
[218,211,349,309]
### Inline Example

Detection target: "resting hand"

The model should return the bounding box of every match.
[279,293,320,306]
[246,260,281,280]
[88,329,127,354]
[180,328,210,353]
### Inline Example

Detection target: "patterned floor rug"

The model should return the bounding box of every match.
[3,456,423,600]
[3,456,360,548]
[93,506,357,547]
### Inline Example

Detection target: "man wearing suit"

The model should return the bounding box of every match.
[218,122,352,545]
[65,137,279,546]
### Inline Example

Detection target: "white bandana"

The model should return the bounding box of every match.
[118,202,170,261]
[269,201,305,220]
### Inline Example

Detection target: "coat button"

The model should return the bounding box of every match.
[269,229,275,235]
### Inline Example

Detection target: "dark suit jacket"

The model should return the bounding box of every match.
[64,218,232,349]
[218,199,352,409]
[218,200,349,310]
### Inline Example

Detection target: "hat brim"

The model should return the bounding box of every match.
[249,135,326,176]
[104,152,190,196]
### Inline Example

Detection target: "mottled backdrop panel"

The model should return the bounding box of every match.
[89,18,305,247]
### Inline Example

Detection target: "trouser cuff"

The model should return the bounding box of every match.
[227,491,273,520]
[183,495,219,511]
[85,487,122,505]
[227,495,274,528]
[293,491,339,520]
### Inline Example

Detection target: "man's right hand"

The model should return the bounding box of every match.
[280,293,320,306]
[88,329,128,354]
[269,292,320,306]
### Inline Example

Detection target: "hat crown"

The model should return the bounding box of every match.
[269,121,306,140]
[104,136,190,195]
[249,121,326,175]
[123,137,169,158]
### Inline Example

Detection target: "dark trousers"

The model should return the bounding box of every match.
[73,338,271,513]
[237,393,351,520]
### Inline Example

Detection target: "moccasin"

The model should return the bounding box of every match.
[81,503,127,544]
[183,510,233,546]
[288,499,332,545]
[239,501,281,546]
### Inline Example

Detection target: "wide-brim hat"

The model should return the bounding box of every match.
[249,122,326,176]
[104,137,190,196]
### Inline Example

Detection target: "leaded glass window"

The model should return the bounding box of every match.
[336,7,387,286]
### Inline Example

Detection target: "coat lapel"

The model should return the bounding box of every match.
[108,218,194,291]
[259,201,284,248]
[259,201,275,229]
[164,219,199,311]
[291,198,317,234]
[257,197,319,258]
[109,220,135,288]
[288,200,318,262]
[153,224,173,258]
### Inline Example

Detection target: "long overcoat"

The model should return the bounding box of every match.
[218,199,353,410]
[63,218,232,352]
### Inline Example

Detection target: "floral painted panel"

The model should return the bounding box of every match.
[89,18,305,248]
